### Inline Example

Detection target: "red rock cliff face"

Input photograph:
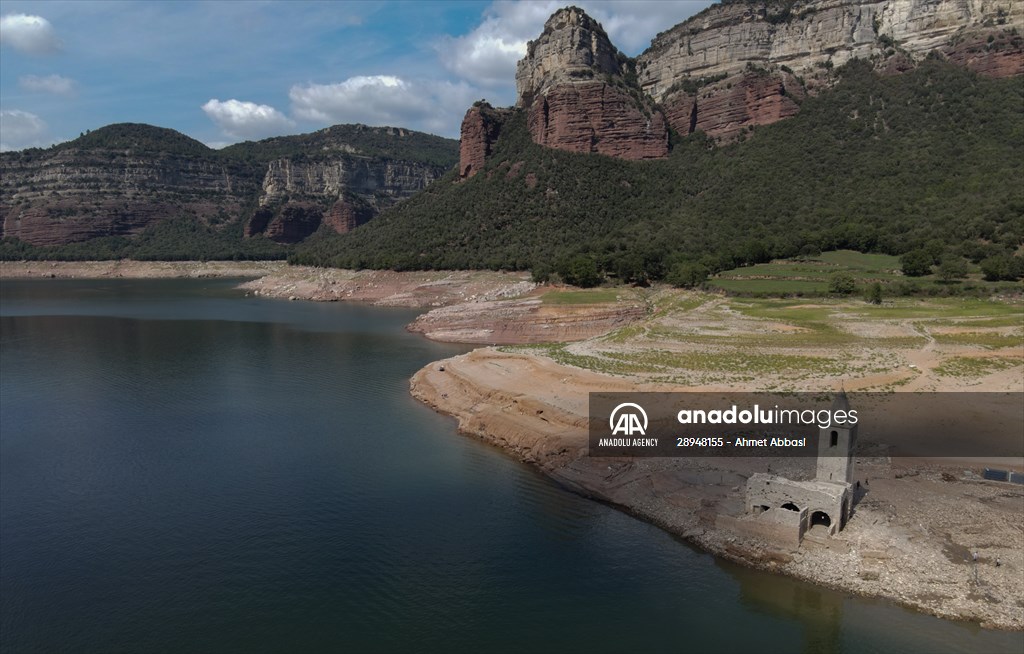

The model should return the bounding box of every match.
[942,29,1024,78]
[663,71,804,143]
[459,104,510,179]
[322,198,374,234]
[515,7,668,161]
[528,82,668,159]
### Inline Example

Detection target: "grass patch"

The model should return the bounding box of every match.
[932,332,1024,349]
[602,350,851,376]
[708,250,1019,297]
[843,298,1023,320]
[934,357,1020,378]
[709,278,830,294]
[817,250,901,271]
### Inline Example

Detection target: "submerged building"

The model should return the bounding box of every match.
[744,391,856,544]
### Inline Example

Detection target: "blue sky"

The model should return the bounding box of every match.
[0,1,713,150]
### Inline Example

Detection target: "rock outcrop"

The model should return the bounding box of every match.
[635,0,1023,141]
[638,0,1024,103]
[0,123,457,246]
[459,103,512,179]
[0,148,256,246]
[942,28,1024,77]
[514,7,668,160]
[663,69,806,142]
[460,2,1022,171]
[249,156,445,240]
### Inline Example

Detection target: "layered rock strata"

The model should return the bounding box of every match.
[0,124,455,246]
[514,6,668,160]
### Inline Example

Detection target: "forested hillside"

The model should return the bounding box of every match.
[293,60,1023,282]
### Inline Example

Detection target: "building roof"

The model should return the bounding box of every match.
[831,388,850,414]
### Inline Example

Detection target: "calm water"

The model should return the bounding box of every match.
[1,279,1020,654]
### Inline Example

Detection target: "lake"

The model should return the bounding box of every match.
[1,278,1020,653]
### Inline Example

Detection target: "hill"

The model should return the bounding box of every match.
[291,59,1024,283]
[221,124,459,168]
[0,123,459,258]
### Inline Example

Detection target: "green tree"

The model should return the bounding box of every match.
[900,249,933,277]
[560,254,603,288]
[531,262,553,283]
[666,262,709,288]
[936,256,969,282]
[829,272,857,294]
[979,253,1019,281]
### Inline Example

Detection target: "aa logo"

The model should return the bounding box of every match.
[610,402,648,436]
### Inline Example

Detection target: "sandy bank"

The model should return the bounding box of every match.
[408,294,648,344]
[0,260,285,279]
[411,348,1024,630]
[238,267,535,309]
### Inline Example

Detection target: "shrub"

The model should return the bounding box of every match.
[936,256,969,282]
[866,281,883,304]
[828,272,857,294]
[900,249,933,277]
[666,262,709,288]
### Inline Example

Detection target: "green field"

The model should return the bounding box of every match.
[708,250,1018,297]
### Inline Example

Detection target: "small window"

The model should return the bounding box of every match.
[830,430,838,447]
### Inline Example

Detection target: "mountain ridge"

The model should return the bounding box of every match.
[0,122,458,248]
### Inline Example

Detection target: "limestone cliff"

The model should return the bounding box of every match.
[636,0,1023,140]
[514,6,668,160]
[0,146,257,246]
[638,0,1024,101]
[0,123,457,246]
[249,156,445,242]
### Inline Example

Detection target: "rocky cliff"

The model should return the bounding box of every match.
[0,123,457,246]
[637,0,1023,140]
[638,0,1023,100]
[459,102,513,179]
[248,155,446,242]
[459,1,1023,170]
[514,6,668,160]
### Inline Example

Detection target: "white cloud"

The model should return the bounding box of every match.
[18,74,76,96]
[289,75,479,138]
[437,1,556,88]
[201,99,295,140]
[0,13,61,55]
[439,1,714,89]
[0,109,49,151]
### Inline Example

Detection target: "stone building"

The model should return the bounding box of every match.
[744,391,856,544]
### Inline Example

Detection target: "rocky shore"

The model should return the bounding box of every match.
[411,349,1024,631]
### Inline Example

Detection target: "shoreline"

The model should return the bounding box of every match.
[410,349,1024,631]
[0,260,287,280]
[5,261,1022,629]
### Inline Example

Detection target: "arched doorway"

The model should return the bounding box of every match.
[781,502,800,512]
[810,510,832,528]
